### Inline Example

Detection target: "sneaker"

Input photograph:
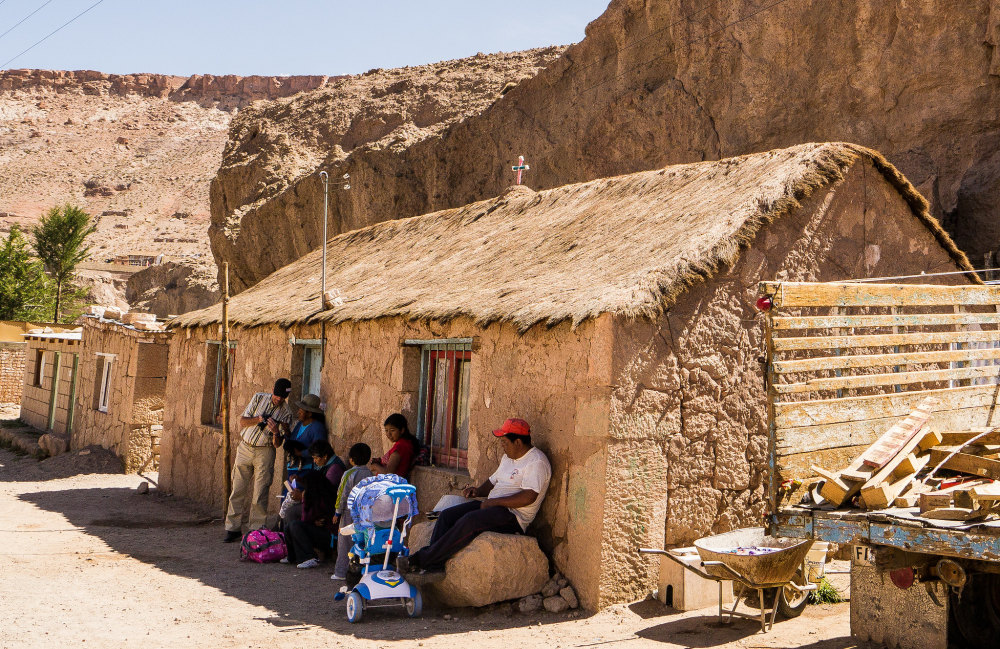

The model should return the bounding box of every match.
[223,530,241,543]
[296,558,321,569]
[279,558,290,564]
[330,573,346,581]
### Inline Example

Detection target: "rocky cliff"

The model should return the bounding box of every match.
[213,0,1000,292]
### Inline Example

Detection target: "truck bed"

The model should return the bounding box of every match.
[773,505,1000,561]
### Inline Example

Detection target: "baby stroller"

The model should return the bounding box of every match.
[339,474,421,623]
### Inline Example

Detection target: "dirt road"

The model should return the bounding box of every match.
[0,447,869,649]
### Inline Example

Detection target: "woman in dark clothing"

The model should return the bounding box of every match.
[370,413,419,478]
[285,469,338,569]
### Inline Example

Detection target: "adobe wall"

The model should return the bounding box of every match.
[162,316,613,609]
[0,342,25,404]
[20,337,80,434]
[604,159,970,606]
[74,317,170,471]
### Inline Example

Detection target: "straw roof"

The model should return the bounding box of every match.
[173,142,976,332]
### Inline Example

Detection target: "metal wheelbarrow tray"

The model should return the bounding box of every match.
[640,527,816,632]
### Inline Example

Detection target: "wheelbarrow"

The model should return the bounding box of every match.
[639,527,817,632]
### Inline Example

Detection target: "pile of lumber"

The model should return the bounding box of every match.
[809,396,1000,522]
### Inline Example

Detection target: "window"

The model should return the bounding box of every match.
[301,345,322,397]
[410,339,472,469]
[200,341,236,426]
[33,350,46,387]
[94,354,114,413]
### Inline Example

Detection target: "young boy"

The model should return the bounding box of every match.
[331,443,373,581]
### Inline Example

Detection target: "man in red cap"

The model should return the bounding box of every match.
[399,418,551,577]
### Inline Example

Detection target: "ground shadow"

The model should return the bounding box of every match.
[0,446,125,482]
[635,613,871,648]
[20,485,592,640]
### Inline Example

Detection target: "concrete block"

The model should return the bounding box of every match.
[657,547,733,611]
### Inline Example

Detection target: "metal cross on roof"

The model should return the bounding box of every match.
[511,155,530,185]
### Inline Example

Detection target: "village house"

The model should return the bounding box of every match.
[72,312,170,472]
[1,320,76,406]
[160,142,975,610]
[20,329,82,435]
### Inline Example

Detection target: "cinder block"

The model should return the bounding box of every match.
[657,548,733,611]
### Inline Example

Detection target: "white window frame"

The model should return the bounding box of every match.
[96,353,115,413]
[35,350,47,387]
[301,344,322,397]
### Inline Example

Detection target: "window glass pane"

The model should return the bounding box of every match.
[306,347,322,396]
[455,359,471,450]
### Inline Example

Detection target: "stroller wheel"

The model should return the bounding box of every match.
[405,590,423,618]
[346,591,364,623]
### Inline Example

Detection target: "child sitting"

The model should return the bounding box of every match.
[330,442,373,581]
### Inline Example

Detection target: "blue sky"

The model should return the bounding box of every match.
[0,0,611,75]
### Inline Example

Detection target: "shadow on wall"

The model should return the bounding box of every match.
[18,486,582,638]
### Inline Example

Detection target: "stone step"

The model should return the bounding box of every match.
[0,425,43,457]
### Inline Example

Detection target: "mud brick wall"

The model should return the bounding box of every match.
[20,337,80,434]
[0,342,26,404]
[74,317,169,471]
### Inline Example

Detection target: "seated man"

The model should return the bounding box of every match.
[399,418,551,576]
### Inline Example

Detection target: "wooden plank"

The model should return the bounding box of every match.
[939,429,1000,445]
[775,384,1000,429]
[773,365,1000,395]
[777,409,977,455]
[771,312,1000,331]
[774,347,1000,374]
[928,449,1000,480]
[766,282,1000,308]
[862,454,930,509]
[773,329,1000,352]
[860,398,936,468]
[969,484,1000,501]
[859,429,937,508]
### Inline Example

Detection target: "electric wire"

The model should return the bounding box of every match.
[1,0,106,69]
[0,0,54,43]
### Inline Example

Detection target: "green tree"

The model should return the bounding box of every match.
[31,204,96,322]
[0,225,51,320]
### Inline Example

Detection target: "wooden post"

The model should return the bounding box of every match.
[221,262,232,507]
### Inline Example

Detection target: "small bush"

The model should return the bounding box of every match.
[808,577,843,604]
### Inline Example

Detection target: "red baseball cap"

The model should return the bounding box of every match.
[492,418,531,437]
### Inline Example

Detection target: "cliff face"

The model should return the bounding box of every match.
[208,47,566,291]
[213,0,1000,292]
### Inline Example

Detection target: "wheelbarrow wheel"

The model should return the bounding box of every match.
[777,573,810,618]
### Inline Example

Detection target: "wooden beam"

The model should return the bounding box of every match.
[928,449,1000,480]
[774,347,1000,374]
[775,384,1000,429]
[773,329,1000,352]
[765,283,1000,308]
[774,365,1000,395]
[939,429,1000,445]
[771,312,1000,331]
[861,454,930,510]
[860,398,937,468]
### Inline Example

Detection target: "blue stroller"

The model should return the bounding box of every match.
[339,474,421,623]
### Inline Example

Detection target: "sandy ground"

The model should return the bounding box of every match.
[0,446,871,649]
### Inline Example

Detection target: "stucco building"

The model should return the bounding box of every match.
[73,314,171,472]
[160,143,976,609]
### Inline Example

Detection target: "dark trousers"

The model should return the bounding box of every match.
[286,520,332,564]
[411,501,521,569]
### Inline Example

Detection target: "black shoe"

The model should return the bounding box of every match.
[223,530,241,543]
[396,555,411,575]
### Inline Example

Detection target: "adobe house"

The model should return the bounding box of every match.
[1,320,75,405]
[160,143,976,609]
[20,330,82,434]
[73,312,170,472]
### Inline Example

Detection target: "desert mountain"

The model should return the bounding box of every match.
[213,0,1000,293]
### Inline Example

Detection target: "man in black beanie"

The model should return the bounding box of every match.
[223,378,295,542]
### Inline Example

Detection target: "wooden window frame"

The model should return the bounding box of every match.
[202,341,236,427]
[409,339,473,470]
[95,353,115,413]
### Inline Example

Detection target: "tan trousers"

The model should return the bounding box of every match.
[224,441,276,532]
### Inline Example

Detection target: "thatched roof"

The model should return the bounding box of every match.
[173,142,977,332]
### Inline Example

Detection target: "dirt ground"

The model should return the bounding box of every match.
[0,446,871,649]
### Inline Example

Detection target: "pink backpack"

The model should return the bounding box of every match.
[240,529,287,563]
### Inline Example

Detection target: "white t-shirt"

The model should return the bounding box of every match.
[488,446,552,531]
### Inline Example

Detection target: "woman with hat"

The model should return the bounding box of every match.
[274,393,328,487]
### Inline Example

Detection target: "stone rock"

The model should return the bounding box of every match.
[540,580,560,598]
[116,136,129,145]
[557,578,568,588]
[136,482,150,495]
[83,305,106,317]
[122,311,156,324]
[102,306,124,320]
[38,434,68,457]
[559,586,578,609]
[411,528,549,608]
[518,594,543,614]
[543,596,569,613]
